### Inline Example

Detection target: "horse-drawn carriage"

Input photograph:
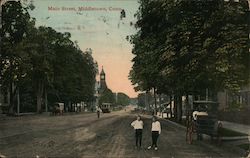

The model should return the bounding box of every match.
[186,101,223,144]
[51,102,64,115]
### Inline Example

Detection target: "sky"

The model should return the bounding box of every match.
[24,0,140,98]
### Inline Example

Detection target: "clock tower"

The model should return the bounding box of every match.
[99,66,107,93]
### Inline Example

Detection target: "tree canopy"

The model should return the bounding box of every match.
[129,0,249,97]
[116,92,130,106]
[99,88,115,105]
[1,1,98,113]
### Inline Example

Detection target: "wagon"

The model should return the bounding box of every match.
[186,101,223,144]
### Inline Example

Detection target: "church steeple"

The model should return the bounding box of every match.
[100,66,107,92]
[100,66,105,79]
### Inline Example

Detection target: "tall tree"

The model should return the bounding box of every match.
[1,1,35,113]
[116,92,130,106]
[129,0,249,120]
[1,1,98,113]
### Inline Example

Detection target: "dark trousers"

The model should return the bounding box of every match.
[135,129,142,147]
[151,131,159,147]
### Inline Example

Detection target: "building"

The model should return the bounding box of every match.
[94,66,109,109]
[99,66,107,93]
[217,84,250,110]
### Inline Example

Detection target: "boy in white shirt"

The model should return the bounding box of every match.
[148,116,161,151]
[131,115,143,149]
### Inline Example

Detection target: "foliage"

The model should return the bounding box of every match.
[1,1,97,113]
[137,93,146,107]
[99,88,115,105]
[1,1,36,113]
[129,0,249,95]
[129,0,249,119]
[116,92,130,106]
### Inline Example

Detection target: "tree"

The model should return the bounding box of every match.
[1,1,98,113]
[50,42,97,108]
[129,0,249,120]
[1,1,35,114]
[116,92,130,106]
[99,88,115,105]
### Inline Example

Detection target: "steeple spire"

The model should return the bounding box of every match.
[100,66,107,91]
[100,66,105,75]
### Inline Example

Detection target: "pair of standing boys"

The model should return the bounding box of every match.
[131,115,161,151]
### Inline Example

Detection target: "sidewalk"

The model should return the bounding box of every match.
[221,121,250,136]
[221,121,250,158]
[156,114,250,157]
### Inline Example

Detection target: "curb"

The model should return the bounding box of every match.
[154,115,186,130]
[222,136,250,141]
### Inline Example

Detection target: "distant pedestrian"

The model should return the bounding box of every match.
[131,115,143,149]
[97,107,101,118]
[148,116,161,151]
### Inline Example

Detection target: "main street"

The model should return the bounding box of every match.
[0,111,242,158]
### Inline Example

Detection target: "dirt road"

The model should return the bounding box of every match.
[0,111,243,157]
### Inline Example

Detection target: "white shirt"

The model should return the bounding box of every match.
[152,121,161,134]
[131,120,143,129]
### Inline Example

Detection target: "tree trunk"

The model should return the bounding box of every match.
[159,94,162,117]
[8,82,17,114]
[169,95,173,118]
[37,94,42,113]
[45,87,48,112]
[153,87,157,115]
[185,95,190,117]
[174,95,177,121]
[70,101,72,112]
[36,80,44,113]
[17,87,20,115]
[67,101,70,112]
[206,88,209,101]
[177,95,182,123]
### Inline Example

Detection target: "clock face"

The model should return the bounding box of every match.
[101,75,105,79]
